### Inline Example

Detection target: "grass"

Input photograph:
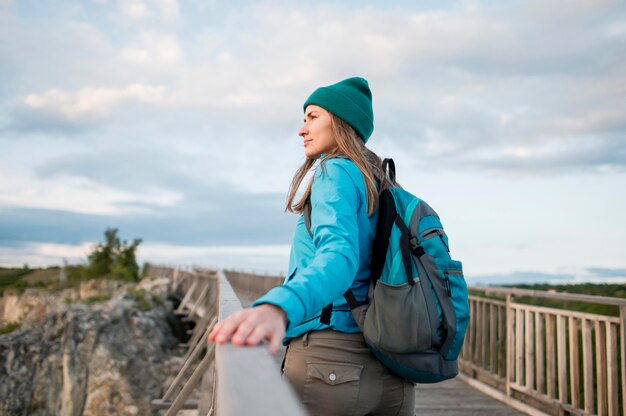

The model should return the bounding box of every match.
[0,263,143,294]
[22,267,62,285]
[84,293,112,304]
[0,265,82,293]
[0,321,22,336]
[152,295,164,306]
[128,288,152,312]
[0,267,32,291]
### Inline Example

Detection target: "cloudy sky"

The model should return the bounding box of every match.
[1,0,625,284]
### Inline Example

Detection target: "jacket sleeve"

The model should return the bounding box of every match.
[252,159,360,330]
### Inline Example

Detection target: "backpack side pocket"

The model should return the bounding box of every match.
[362,278,433,353]
[434,259,469,361]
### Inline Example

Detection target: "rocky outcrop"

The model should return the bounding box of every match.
[0,290,66,328]
[0,278,183,416]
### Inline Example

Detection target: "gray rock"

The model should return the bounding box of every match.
[0,279,183,416]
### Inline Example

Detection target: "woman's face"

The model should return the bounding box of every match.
[299,105,337,158]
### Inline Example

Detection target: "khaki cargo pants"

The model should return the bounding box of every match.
[282,330,415,416]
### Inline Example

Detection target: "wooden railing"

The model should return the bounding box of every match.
[460,286,626,416]
[148,265,218,415]
[145,264,305,416]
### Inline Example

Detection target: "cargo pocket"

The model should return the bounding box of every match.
[362,279,432,353]
[302,362,363,415]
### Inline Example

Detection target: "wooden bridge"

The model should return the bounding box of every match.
[145,265,626,416]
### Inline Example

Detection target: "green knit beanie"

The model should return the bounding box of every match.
[303,77,374,143]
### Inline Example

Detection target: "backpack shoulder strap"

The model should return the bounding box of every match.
[382,158,396,184]
[369,189,395,283]
[371,159,413,285]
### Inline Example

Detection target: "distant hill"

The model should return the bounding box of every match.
[1,266,65,291]
[505,282,626,299]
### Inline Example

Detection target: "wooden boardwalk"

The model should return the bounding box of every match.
[415,379,524,415]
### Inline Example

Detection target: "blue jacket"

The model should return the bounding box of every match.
[253,157,377,343]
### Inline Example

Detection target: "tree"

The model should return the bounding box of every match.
[87,228,142,281]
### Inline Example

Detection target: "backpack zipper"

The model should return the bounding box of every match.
[444,272,452,296]
[421,228,450,253]
[421,228,440,240]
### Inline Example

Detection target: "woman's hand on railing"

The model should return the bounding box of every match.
[208,304,287,354]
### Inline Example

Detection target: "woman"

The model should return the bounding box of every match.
[209,77,415,415]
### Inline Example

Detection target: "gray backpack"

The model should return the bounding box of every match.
[304,159,470,383]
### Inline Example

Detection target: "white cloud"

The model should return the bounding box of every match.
[0,243,92,267]
[551,109,626,134]
[116,0,179,22]
[22,84,166,122]
[120,31,183,64]
[118,0,149,20]
[154,0,179,21]
[36,242,94,259]
[0,169,182,215]
[605,20,626,37]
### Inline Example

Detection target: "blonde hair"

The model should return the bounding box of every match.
[285,114,391,216]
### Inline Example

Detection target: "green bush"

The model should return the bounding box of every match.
[87,228,142,282]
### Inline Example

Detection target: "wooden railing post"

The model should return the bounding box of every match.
[619,306,626,415]
[481,301,488,367]
[546,314,556,399]
[505,293,513,397]
[535,313,545,394]
[596,320,608,416]
[607,322,619,416]
[582,318,594,414]
[498,305,506,378]
[515,308,524,386]
[557,315,567,403]
[569,316,580,409]
[525,309,534,391]
[490,303,497,373]
[470,299,477,363]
